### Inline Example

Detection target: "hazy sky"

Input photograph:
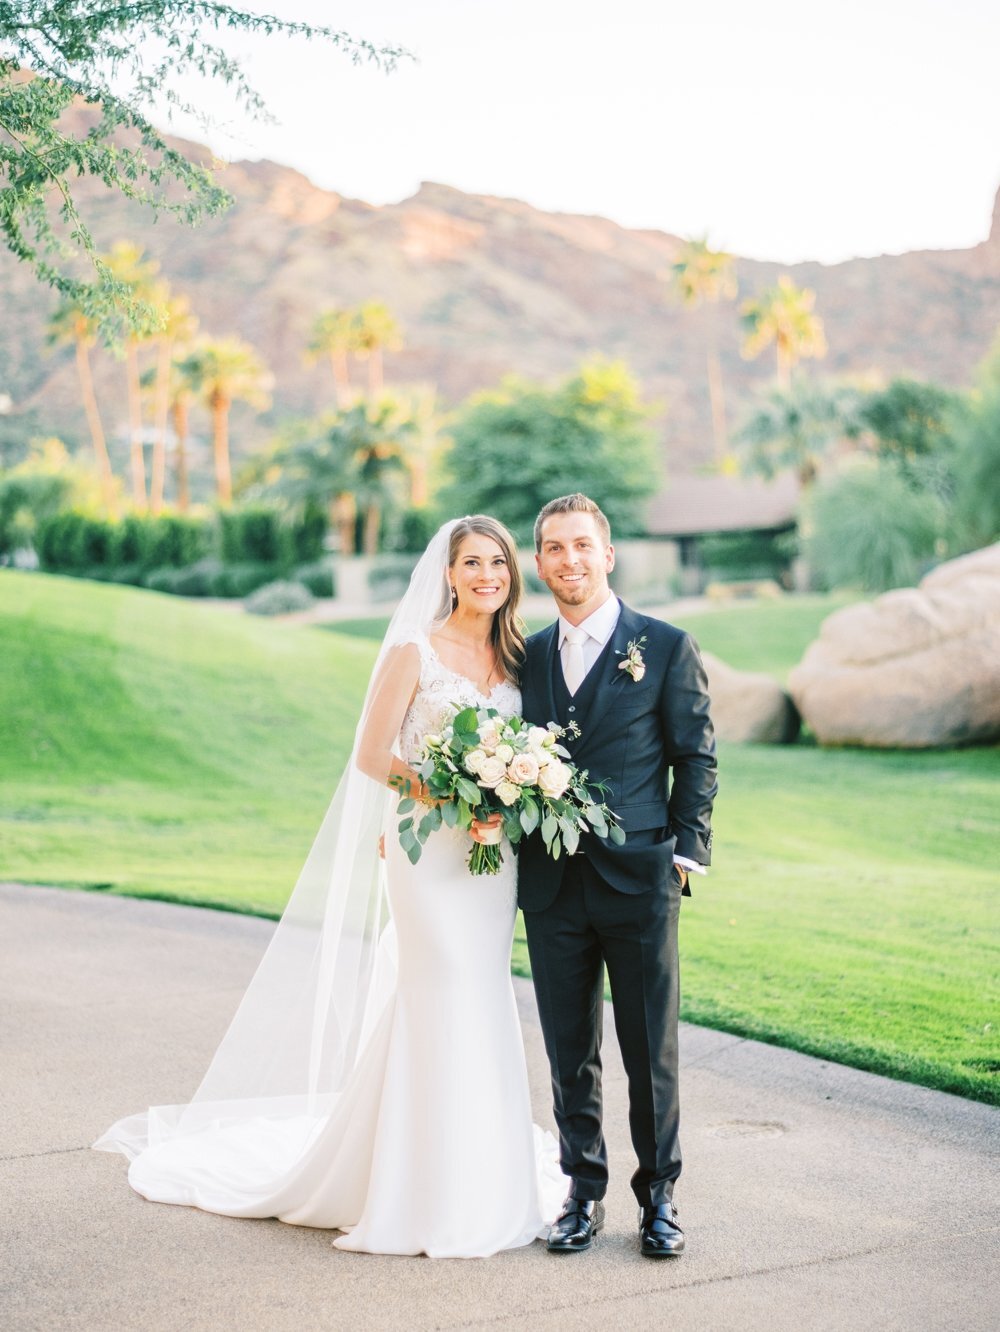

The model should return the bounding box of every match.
[150,0,1000,265]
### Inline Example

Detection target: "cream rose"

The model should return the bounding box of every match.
[537,760,571,799]
[508,752,540,786]
[495,779,520,807]
[494,743,515,764]
[526,726,550,748]
[476,755,507,788]
[477,722,500,752]
[463,748,487,775]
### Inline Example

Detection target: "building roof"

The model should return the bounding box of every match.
[647,472,800,538]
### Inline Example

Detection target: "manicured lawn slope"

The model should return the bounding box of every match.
[1,571,376,914]
[2,572,997,1103]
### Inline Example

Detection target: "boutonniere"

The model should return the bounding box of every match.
[616,635,647,682]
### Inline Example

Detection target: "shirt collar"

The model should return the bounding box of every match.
[558,594,621,649]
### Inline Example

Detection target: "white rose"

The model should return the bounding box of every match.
[464,748,487,775]
[495,743,515,764]
[542,729,558,747]
[537,760,571,799]
[477,755,507,788]
[527,726,550,747]
[424,733,441,746]
[508,753,540,786]
[495,779,520,807]
[477,722,500,752]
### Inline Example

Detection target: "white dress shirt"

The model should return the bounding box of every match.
[557,594,705,876]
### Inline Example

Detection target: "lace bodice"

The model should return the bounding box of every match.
[397,636,522,766]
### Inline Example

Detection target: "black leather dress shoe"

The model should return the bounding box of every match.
[546,1197,606,1252]
[639,1201,685,1257]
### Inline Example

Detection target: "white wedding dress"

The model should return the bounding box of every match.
[108,638,565,1258]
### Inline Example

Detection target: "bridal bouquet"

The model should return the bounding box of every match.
[393,706,625,875]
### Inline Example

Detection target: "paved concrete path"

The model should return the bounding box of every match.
[2,883,997,1331]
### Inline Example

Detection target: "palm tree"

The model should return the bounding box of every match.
[740,275,827,388]
[47,301,118,515]
[180,337,273,506]
[167,358,200,513]
[352,302,402,398]
[149,293,198,514]
[103,241,162,509]
[671,237,738,462]
[394,384,442,508]
[306,307,358,409]
[267,398,414,555]
[735,378,865,489]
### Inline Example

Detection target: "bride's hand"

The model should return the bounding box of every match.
[469,812,503,844]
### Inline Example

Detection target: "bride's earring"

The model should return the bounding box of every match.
[450,585,458,608]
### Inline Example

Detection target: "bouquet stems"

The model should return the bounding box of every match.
[468,842,503,875]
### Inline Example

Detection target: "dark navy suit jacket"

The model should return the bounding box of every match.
[517,600,717,912]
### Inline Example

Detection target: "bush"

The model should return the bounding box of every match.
[367,555,418,601]
[145,514,213,568]
[289,500,328,564]
[36,512,93,571]
[209,561,280,598]
[143,558,220,597]
[292,558,337,598]
[390,507,439,554]
[699,530,796,582]
[220,506,291,566]
[244,580,316,616]
[807,464,943,592]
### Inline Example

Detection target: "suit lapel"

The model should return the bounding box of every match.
[572,601,650,760]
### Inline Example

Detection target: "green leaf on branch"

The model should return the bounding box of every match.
[455,776,482,806]
[608,823,626,845]
[396,797,415,814]
[440,800,459,828]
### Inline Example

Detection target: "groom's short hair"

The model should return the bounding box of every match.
[534,494,612,551]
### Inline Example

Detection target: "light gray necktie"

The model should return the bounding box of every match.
[561,624,588,696]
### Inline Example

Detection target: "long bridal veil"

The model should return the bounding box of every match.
[94,519,465,1162]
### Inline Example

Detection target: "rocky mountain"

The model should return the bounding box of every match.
[2,119,999,502]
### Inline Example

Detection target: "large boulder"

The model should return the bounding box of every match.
[702,652,800,744]
[788,543,1000,748]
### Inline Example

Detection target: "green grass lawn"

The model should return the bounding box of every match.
[2,571,998,1104]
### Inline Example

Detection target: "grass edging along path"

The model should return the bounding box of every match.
[2,571,998,1105]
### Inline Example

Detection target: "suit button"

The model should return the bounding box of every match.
[568,706,576,713]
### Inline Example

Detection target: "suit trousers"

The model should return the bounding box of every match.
[523,852,683,1208]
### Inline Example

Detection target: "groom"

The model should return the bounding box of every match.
[518,493,717,1258]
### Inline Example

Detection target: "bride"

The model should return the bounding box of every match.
[94,515,565,1258]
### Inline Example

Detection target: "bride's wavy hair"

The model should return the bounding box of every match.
[444,516,526,683]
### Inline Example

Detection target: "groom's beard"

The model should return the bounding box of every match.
[546,574,613,614]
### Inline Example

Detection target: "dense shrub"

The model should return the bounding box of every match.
[143,558,221,597]
[390,507,439,554]
[208,561,279,598]
[807,464,943,592]
[292,558,337,598]
[288,500,328,564]
[145,514,212,568]
[367,555,418,601]
[699,530,796,582]
[220,506,291,565]
[244,580,316,616]
[36,512,93,571]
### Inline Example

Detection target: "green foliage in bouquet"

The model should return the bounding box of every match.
[392,706,624,876]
